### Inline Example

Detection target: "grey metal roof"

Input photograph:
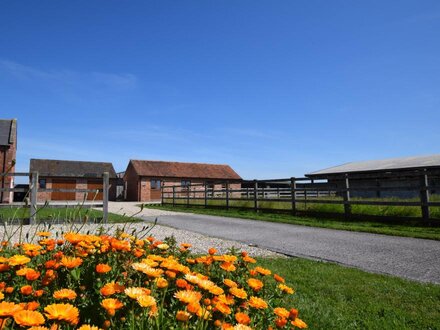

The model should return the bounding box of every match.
[307,154,440,177]
[30,159,117,178]
[0,119,16,146]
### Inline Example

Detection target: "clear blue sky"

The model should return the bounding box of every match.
[1,1,439,179]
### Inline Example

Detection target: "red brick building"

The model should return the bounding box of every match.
[123,160,242,202]
[30,159,118,202]
[0,119,17,204]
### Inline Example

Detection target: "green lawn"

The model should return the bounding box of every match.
[146,204,440,240]
[258,257,440,329]
[0,207,140,223]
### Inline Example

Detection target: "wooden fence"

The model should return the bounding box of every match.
[0,171,110,224]
[161,174,440,221]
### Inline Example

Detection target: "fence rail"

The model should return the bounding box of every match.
[161,174,440,221]
[0,171,110,224]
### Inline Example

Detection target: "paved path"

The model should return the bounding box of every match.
[141,213,440,284]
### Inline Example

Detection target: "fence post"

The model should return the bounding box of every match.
[30,171,39,224]
[420,170,430,221]
[343,174,351,219]
[226,181,230,210]
[103,172,109,224]
[253,179,258,212]
[204,181,208,208]
[290,177,296,216]
[161,181,164,205]
[172,186,175,207]
[187,185,190,207]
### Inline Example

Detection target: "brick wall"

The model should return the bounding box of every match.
[0,145,16,204]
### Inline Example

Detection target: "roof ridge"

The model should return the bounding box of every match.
[130,159,230,166]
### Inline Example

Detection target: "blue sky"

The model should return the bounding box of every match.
[1,1,439,179]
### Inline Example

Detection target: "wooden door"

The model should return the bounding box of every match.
[87,180,103,200]
[52,180,76,200]
[150,179,161,200]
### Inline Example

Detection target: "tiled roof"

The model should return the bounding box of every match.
[30,159,117,178]
[307,154,440,177]
[129,160,242,180]
[0,119,16,146]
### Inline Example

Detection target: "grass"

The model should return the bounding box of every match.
[162,194,440,219]
[258,257,440,329]
[0,206,141,223]
[145,204,440,240]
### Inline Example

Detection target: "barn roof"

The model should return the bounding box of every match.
[0,119,17,147]
[307,154,440,177]
[306,155,440,177]
[129,160,242,180]
[30,159,117,178]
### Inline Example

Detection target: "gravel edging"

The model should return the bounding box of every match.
[0,222,284,258]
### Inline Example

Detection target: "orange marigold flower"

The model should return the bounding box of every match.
[253,266,271,276]
[289,308,299,320]
[8,254,31,266]
[21,285,33,295]
[274,307,290,319]
[176,310,191,322]
[233,324,252,330]
[25,301,40,311]
[77,325,102,330]
[174,290,202,304]
[291,318,307,328]
[33,289,44,297]
[275,317,288,328]
[223,279,238,288]
[136,295,156,308]
[208,247,217,255]
[101,298,124,316]
[0,263,10,272]
[243,256,256,263]
[165,270,177,278]
[220,262,236,272]
[176,279,189,289]
[26,269,41,281]
[53,289,77,300]
[44,303,79,325]
[278,284,294,294]
[60,256,83,269]
[13,310,45,327]
[215,301,231,315]
[28,327,49,330]
[124,287,151,299]
[96,264,112,273]
[229,287,247,299]
[247,278,264,292]
[100,282,125,296]
[248,296,268,309]
[37,231,51,237]
[155,277,168,289]
[235,312,251,325]
[0,301,23,316]
[273,274,285,283]
[180,243,192,249]
[131,263,164,278]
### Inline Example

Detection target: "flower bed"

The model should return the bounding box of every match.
[0,228,307,329]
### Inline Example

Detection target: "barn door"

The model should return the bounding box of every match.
[52,180,76,200]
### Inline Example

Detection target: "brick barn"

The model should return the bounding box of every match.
[0,119,17,204]
[123,160,242,202]
[30,159,118,202]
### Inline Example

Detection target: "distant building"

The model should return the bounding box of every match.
[306,155,440,198]
[123,160,242,202]
[0,119,17,203]
[30,159,118,202]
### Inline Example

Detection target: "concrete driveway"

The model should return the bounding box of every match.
[140,213,440,284]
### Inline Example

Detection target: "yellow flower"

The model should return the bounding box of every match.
[176,310,191,322]
[223,279,238,288]
[155,277,168,289]
[247,278,264,292]
[124,287,151,299]
[8,254,31,266]
[274,307,290,319]
[253,266,271,276]
[174,290,202,304]
[101,298,124,316]
[13,310,45,327]
[291,317,308,328]
[77,325,103,330]
[137,295,157,308]
[0,301,23,316]
[132,263,164,277]
[278,284,294,294]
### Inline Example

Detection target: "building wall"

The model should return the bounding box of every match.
[0,144,16,204]
[123,163,139,201]
[36,177,117,202]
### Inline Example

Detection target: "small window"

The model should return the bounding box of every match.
[151,179,161,190]
[181,180,191,190]
[39,179,46,189]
